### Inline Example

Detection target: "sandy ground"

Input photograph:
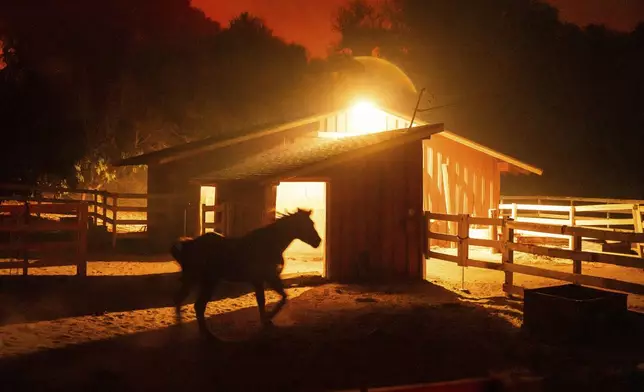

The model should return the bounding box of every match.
[426,245,644,313]
[0,251,643,391]
[0,255,324,359]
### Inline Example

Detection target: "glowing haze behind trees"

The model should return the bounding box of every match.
[335,0,644,198]
[0,1,335,189]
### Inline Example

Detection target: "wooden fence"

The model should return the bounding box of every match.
[496,197,644,257]
[0,201,88,276]
[0,183,182,248]
[425,212,644,297]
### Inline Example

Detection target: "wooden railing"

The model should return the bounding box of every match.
[425,212,644,297]
[0,201,88,276]
[501,195,644,205]
[496,198,644,256]
[0,183,182,248]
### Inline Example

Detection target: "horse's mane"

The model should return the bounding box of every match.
[274,208,311,223]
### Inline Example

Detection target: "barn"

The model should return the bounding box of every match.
[115,58,542,282]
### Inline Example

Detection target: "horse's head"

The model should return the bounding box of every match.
[278,208,322,249]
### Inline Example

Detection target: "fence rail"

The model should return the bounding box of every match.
[0,201,88,275]
[0,183,187,248]
[496,198,644,257]
[425,211,644,297]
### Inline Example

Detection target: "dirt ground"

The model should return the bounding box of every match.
[426,246,644,313]
[1,251,643,391]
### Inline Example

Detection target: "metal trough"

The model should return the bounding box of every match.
[523,284,628,343]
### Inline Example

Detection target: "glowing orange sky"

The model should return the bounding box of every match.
[192,0,644,58]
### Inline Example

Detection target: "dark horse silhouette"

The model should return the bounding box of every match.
[170,208,322,340]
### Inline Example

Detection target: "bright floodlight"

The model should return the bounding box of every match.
[347,100,387,135]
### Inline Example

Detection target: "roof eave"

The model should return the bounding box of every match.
[381,108,543,176]
[260,123,445,185]
[114,111,335,167]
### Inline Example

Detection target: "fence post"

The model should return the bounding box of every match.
[22,201,29,276]
[568,202,576,250]
[77,202,88,277]
[111,194,118,249]
[458,214,469,266]
[572,234,582,282]
[502,217,515,297]
[93,192,98,225]
[458,214,470,291]
[488,208,500,254]
[101,191,108,227]
[423,211,430,259]
[511,203,518,221]
[633,204,643,257]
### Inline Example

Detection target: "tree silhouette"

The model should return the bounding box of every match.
[0,2,319,190]
[335,0,644,198]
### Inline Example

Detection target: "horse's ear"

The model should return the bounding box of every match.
[297,208,312,216]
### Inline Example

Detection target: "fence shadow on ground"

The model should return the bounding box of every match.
[0,273,327,326]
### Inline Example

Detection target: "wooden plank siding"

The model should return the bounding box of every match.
[318,109,412,134]
[145,121,320,249]
[215,182,275,238]
[422,135,501,247]
[325,140,424,282]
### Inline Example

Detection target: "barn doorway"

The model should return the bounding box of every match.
[199,186,216,234]
[275,182,326,277]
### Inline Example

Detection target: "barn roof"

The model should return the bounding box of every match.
[383,108,544,176]
[440,131,543,175]
[115,104,542,176]
[113,112,333,167]
[191,123,444,184]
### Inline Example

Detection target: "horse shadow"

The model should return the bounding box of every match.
[1,280,642,392]
[0,273,327,326]
[0,282,516,392]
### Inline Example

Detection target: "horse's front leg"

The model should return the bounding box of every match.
[265,276,288,324]
[253,281,271,327]
[194,278,219,341]
[174,276,193,324]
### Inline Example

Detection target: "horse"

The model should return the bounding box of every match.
[170,208,322,341]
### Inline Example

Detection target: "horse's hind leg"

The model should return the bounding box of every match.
[194,279,219,341]
[253,281,270,327]
[174,277,192,324]
[264,276,288,325]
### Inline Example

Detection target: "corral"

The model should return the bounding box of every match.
[1,195,643,391]
[1,56,644,391]
[1,255,643,392]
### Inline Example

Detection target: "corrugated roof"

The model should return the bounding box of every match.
[192,124,442,183]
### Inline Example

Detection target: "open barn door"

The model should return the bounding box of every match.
[276,182,326,277]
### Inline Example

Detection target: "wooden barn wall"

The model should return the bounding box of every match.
[318,109,412,133]
[145,122,318,248]
[216,182,277,238]
[147,164,201,250]
[325,140,424,282]
[422,135,501,239]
